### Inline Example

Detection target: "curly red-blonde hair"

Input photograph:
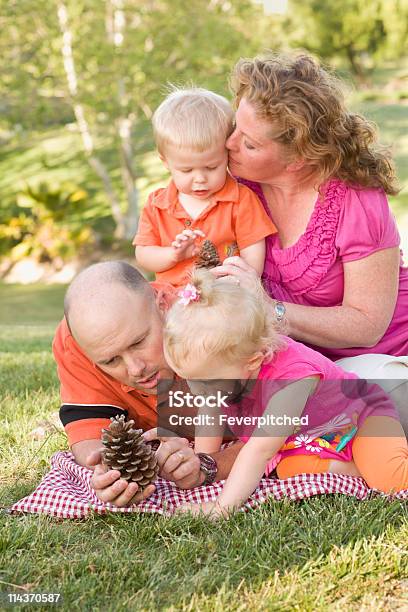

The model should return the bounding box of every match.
[231,53,399,195]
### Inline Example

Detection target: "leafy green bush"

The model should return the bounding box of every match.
[0,181,95,264]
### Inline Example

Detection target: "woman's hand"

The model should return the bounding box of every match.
[210,256,260,292]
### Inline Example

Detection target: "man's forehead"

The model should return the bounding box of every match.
[72,288,157,353]
[71,283,150,324]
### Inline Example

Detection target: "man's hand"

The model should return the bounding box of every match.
[171,229,205,262]
[87,448,155,507]
[143,429,204,489]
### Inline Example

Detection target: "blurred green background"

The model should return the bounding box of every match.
[0,0,407,284]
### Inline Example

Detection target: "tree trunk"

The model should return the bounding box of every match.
[57,1,126,238]
[107,0,140,240]
[345,45,369,86]
[118,115,139,238]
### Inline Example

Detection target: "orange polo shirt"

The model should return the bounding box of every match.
[52,282,176,447]
[133,173,276,287]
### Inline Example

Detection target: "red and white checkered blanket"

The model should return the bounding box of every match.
[8,451,408,519]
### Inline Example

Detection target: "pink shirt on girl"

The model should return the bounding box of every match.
[240,178,408,360]
[226,337,399,473]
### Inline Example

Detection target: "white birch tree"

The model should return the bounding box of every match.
[57,1,128,238]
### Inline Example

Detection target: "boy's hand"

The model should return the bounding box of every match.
[171,229,205,261]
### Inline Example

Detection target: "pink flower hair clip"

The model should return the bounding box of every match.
[178,283,200,306]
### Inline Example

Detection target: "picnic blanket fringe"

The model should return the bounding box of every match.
[8,451,408,520]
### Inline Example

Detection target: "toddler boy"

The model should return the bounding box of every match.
[133,87,275,287]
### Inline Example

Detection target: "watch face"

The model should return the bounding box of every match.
[198,453,217,484]
[275,302,285,319]
[200,454,215,472]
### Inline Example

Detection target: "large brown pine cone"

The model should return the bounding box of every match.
[101,415,159,490]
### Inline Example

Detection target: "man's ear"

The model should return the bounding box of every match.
[246,351,265,372]
[155,289,169,316]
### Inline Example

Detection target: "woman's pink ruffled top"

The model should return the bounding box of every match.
[240,178,408,360]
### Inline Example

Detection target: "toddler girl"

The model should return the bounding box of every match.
[163,269,408,517]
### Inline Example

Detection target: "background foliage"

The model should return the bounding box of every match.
[0,0,407,272]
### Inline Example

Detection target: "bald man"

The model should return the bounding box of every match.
[53,261,242,507]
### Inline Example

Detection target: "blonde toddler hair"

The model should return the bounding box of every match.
[153,86,234,155]
[164,268,283,372]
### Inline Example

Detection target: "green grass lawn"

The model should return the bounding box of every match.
[0,284,407,610]
[0,61,407,610]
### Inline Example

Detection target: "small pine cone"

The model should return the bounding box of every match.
[195,239,221,269]
[101,415,159,490]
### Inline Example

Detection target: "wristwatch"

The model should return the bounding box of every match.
[197,453,217,485]
[274,300,286,322]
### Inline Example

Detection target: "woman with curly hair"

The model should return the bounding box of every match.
[216,53,407,429]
